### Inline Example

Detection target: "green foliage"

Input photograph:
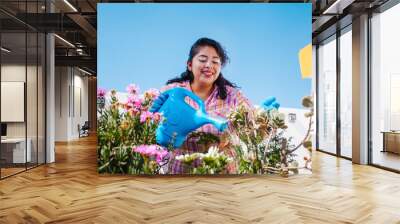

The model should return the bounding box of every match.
[265,132,295,169]
[97,89,164,174]
[98,87,314,176]
[187,132,220,146]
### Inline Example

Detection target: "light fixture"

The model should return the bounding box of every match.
[78,67,93,76]
[76,48,85,55]
[54,34,75,48]
[1,47,11,53]
[63,0,78,12]
[322,0,355,15]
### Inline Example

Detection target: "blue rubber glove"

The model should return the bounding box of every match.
[149,91,169,113]
[262,96,280,111]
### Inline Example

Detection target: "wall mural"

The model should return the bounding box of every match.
[97,3,312,176]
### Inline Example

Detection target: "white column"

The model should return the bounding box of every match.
[46,33,55,163]
[312,45,317,151]
[352,14,369,164]
[45,0,55,163]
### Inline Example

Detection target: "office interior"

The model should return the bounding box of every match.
[0,0,399,178]
[0,0,97,179]
[314,0,400,172]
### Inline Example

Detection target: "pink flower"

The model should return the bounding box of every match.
[152,112,162,123]
[133,99,142,108]
[97,88,106,98]
[125,95,143,110]
[144,88,160,100]
[133,145,146,154]
[133,145,168,164]
[140,111,153,123]
[126,84,140,95]
[128,108,139,117]
[156,150,168,163]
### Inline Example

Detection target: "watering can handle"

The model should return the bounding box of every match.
[177,88,207,114]
[150,87,206,113]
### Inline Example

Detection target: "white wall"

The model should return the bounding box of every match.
[1,65,26,133]
[55,67,69,141]
[1,82,25,122]
[280,107,310,168]
[71,71,89,138]
[55,67,89,141]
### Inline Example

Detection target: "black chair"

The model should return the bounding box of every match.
[79,121,90,138]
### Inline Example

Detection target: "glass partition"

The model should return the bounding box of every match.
[371,3,400,171]
[38,32,45,165]
[317,35,337,155]
[339,26,352,158]
[27,30,38,169]
[0,1,46,179]
[1,31,27,177]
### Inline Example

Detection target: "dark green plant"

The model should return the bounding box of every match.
[188,131,220,146]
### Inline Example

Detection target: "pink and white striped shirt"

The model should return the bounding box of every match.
[161,80,252,174]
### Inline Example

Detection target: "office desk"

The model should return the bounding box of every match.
[1,138,31,163]
[382,131,400,154]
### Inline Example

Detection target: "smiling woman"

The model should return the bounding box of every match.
[189,46,222,100]
[161,37,252,174]
[166,38,237,101]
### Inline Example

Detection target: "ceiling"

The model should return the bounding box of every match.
[0,0,394,75]
[1,0,98,74]
[311,0,390,43]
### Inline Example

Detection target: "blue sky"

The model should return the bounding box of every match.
[98,3,311,108]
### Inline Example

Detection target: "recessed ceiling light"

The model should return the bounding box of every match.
[63,0,78,12]
[54,34,75,48]
[322,0,355,15]
[78,67,92,76]
[1,47,11,53]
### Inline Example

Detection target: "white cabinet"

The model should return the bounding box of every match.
[1,138,32,163]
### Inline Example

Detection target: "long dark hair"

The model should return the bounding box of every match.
[166,37,237,100]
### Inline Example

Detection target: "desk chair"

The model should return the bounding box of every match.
[79,121,90,138]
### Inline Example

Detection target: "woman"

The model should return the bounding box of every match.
[161,37,252,174]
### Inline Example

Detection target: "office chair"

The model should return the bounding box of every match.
[79,121,90,138]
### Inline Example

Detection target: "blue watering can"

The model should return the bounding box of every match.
[149,87,228,148]
[262,96,280,111]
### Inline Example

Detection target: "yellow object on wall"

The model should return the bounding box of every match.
[299,44,312,79]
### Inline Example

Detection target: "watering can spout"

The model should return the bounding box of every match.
[196,112,228,132]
